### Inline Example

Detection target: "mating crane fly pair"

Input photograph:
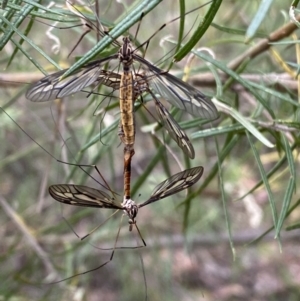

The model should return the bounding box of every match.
[25,3,218,238]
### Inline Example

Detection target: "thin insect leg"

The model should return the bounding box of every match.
[55,100,70,174]
[54,160,119,195]
[92,92,118,147]
[134,223,147,247]
[51,100,120,194]
[94,164,118,194]
[164,13,201,72]
[93,243,145,251]
[81,209,120,240]
[62,215,80,239]
[90,228,146,251]
[141,39,150,61]
[50,103,119,192]
[0,107,113,192]
[134,1,212,55]
[140,252,148,301]
[87,68,123,144]
[87,73,119,99]
[94,0,101,42]
[131,94,175,164]
[66,0,119,47]
[36,154,52,212]
[63,2,100,58]
[133,89,168,131]
[127,226,148,301]
[89,87,116,108]
[133,12,145,42]
[68,25,92,58]
[150,27,196,69]
[91,219,146,251]
[69,0,104,34]
[48,213,125,284]
[134,233,148,301]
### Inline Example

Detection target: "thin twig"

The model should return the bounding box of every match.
[228,14,300,71]
[0,195,59,280]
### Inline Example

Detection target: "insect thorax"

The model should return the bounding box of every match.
[119,37,133,70]
[122,197,139,230]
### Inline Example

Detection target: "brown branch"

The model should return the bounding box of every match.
[1,71,297,92]
[0,72,43,87]
[189,72,297,91]
[227,14,300,71]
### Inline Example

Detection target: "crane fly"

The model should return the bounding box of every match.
[46,166,203,282]
[25,4,219,160]
[49,166,203,233]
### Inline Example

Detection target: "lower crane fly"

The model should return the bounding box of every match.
[49,166,203,232]
[47,166,203,282]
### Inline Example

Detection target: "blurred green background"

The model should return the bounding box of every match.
[1,0,300,300]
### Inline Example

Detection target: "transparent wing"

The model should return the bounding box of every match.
[26,54,118,102]
[154,97,195,159]
[133,55,218,120]
[138,166,203,208]
[49,184,122,209]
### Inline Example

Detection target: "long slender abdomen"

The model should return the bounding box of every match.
[119,71,135,146]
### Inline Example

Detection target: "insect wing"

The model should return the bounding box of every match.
[133,55,218,120]
[26,54,118,102]
[138,166,203,208]
[155,98,195,159]
[49,184,122,209]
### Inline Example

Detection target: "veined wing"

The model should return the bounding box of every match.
[26,54,118,102]
[154,97,195,159]
[49,184,122,209]
[133,55,218,121]
[138,166,203,208]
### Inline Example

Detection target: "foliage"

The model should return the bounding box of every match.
[0,0,299,300]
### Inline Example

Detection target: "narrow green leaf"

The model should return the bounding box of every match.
[175,0,185,54]
[6,1,38,68]
[0,25,47,73]
[216,138,235,260]
[275,134,296,236]
[246,131,279,235]
[174,0,223,61]
[182,135,240,230]
[214,98,274,148]
[236,142,298,201]
[0,3,35,50]
[276,177,295,237]
[192,123,244,139]
[0,14,60,72]
[282,134,296,183]
[245,0,274,42]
